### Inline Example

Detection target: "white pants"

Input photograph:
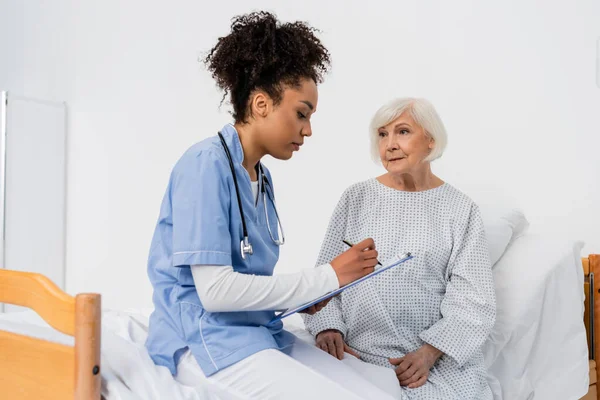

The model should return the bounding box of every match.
[175,340,404,400]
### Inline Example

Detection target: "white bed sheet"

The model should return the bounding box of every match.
[0,234,589,400]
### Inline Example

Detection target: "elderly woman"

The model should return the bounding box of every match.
[303,98,496,399]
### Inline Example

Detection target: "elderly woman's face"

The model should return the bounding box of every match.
[377,112,434,174]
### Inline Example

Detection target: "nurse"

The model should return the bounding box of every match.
[146,11,398,400]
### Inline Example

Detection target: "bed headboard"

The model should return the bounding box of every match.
[0,269,101,399]
[583,254,600,399]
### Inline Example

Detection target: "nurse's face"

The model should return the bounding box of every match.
[259,78,318,160]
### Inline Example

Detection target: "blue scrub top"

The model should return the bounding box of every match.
[145,124,295,377]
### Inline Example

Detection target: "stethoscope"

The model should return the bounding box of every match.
[218,132,285,259]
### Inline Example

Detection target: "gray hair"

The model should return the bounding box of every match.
[369,97,448,163]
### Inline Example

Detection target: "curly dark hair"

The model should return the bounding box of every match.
[204,11,331,123]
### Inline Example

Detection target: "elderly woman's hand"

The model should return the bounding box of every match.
[389,344,443,389]
[316,330,360,360]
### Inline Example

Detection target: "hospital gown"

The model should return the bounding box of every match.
[303,179,496,400]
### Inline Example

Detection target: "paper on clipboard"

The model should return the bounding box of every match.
[267,252,413,325]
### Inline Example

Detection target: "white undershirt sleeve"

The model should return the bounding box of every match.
[191,263,340,313]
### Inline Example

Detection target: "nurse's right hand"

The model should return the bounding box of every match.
[330,238,378,287]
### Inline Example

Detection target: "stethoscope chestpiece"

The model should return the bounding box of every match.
[240,237,253,260]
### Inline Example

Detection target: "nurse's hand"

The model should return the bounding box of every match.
[316,330,361,360]
[299,298,331,315]
[330,238,378,287]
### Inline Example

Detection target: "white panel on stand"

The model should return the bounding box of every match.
[0,92,67,313]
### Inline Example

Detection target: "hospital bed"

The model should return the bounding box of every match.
[0,234,596,399]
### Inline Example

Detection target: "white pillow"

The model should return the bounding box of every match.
[479,206,529,266]
[483,233,586,399]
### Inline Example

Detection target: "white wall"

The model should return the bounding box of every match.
[1,0,599,309]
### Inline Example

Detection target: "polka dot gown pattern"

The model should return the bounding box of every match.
[303,179,496,400]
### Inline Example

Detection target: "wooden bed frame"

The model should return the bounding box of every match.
[582,254,600,400]
[0,255,598,400]
[0,269,101,399]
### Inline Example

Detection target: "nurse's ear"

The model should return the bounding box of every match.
[249,91,271,120]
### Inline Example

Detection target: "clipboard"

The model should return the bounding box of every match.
[267,252,413,325]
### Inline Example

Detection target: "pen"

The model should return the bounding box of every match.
[342,240,383,266]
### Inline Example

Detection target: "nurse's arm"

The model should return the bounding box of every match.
[191,264,339,312]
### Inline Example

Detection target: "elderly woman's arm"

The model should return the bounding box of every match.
[418,203,497,367]
[303,192,350,339]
